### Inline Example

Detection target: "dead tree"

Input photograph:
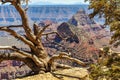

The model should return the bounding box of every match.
[0,0,86,74]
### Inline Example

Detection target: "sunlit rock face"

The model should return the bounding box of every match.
[68,9,110,48]
[69,9,95,26]
[52,9,111,65]
[54,22,79,43]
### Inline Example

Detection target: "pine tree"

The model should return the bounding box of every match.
[85,0,120,47]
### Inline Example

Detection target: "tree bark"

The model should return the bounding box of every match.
[0,0,86,75]
[0,52,43,74]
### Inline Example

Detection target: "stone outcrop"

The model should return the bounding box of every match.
[16,68,90,80]
[68,9,111,48]
[68,9,95,26]
[51,9,112,65]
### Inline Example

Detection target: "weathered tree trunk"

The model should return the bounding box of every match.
[0,0,86,75]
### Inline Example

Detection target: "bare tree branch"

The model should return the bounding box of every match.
[0,27,34,47]
[48,52,86,67]
[0,46,44,67]
[24,7,28,11]
[36,24,50,39]
[0,52,27,63]
[12,2,36,43]
[33,23,39,35]
[42,31,67,40]
[1,0,36,43]
[0,46,31,57]
[0,52,42,73]
[55,63,72,69]
[0,25,23,28]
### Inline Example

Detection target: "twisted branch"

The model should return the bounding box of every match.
[0,52,42,73]
[0,27,34,47]
[0,25,23,28]
[33,23,39,36]
[42,31,67,40]
[0,52,27,63]
[12,2,36,43]
[48,52,86,67]
[0,0,36,43]
[36,24,50,39]
[0,46,43,67]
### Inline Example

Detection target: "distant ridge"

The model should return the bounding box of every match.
[0,5,89,25]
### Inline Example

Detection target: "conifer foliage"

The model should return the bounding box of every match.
[85,0,120,47]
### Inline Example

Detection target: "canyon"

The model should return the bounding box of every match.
[0,5,112,79]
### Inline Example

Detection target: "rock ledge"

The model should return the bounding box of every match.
[17,68,90,80]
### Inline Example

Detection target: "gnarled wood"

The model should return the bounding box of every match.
[0,46,44,67]
[13,2,36,43]
[36,24,50,39]
[0,25,23,28]
[42,31,68,40]
[48,52,86,71]
[33,23,39,35]
[0,27,34,47]
[0,52,42,74]
[0,0,86,75]
[49,52,86,66]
